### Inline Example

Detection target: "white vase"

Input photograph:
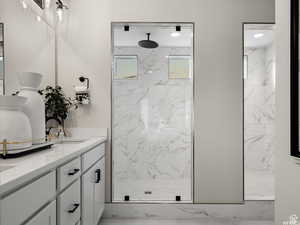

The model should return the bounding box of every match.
[18,72,46,145]
[0,96,32,151]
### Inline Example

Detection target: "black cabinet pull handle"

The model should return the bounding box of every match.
[68,203,80,213]
[68,168,80,176]
[95,169,101,183]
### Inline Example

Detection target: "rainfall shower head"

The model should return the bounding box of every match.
[138,33,159,49]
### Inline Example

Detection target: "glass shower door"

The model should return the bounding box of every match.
[112,23,194,202]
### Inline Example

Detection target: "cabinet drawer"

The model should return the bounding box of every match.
[25,201,56,225]
[0,171,56,225]
[58,179,81,225]
[82,144,105,172]
[58,157,81,191]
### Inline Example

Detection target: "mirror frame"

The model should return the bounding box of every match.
[291,0,300,157]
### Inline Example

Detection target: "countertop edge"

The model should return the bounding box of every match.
[0,137,107,197]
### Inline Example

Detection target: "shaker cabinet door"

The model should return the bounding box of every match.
[82,163,96,225]
[82,157,105,225]
[94,157,105,223]
[25,201,56,225]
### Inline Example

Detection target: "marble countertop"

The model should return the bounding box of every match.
[0,136,107,197]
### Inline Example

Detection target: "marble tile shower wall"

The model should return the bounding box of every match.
[112,47,193,202]
[244,44,275,173]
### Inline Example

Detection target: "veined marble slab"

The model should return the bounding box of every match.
[103,201,274,220]
[99,218,274,225]
[112,46,193,202]
[244,45,275,172]
[244,44,275,200]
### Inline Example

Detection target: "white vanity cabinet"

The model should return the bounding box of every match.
[82,157,105,225]
[0,141,106,225]
[25,201,56,225]
[0,171,56,225]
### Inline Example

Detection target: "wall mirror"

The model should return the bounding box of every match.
[291,0,300,157]
[0,0,55,95]
[0,23,4,95]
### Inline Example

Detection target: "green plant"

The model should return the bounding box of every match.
[40,85,78,127]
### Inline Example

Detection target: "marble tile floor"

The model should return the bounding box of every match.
[99,218,274,225]
[245,169,274,200]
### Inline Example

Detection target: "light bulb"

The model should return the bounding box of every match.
[21,0,28,9]
[36,15,41,22]
[254,33,264,39]
[45,0,51,8]
[56,8,63,22]
[171,32,180,37]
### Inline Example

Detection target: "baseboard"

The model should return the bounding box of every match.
[102,201,274,220]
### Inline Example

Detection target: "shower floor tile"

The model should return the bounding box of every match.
[99,219,274,225]
[113,178,192,202]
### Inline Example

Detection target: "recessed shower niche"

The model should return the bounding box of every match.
[111,23,194,202]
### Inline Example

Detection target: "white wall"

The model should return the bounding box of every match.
[275,0,300,223]
[57,0,275,203]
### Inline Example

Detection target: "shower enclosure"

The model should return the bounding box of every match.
[243,24,275,200]
[111,23,194,202]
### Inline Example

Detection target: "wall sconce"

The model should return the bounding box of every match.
[56,0,68,22]
[171,25,181,37]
